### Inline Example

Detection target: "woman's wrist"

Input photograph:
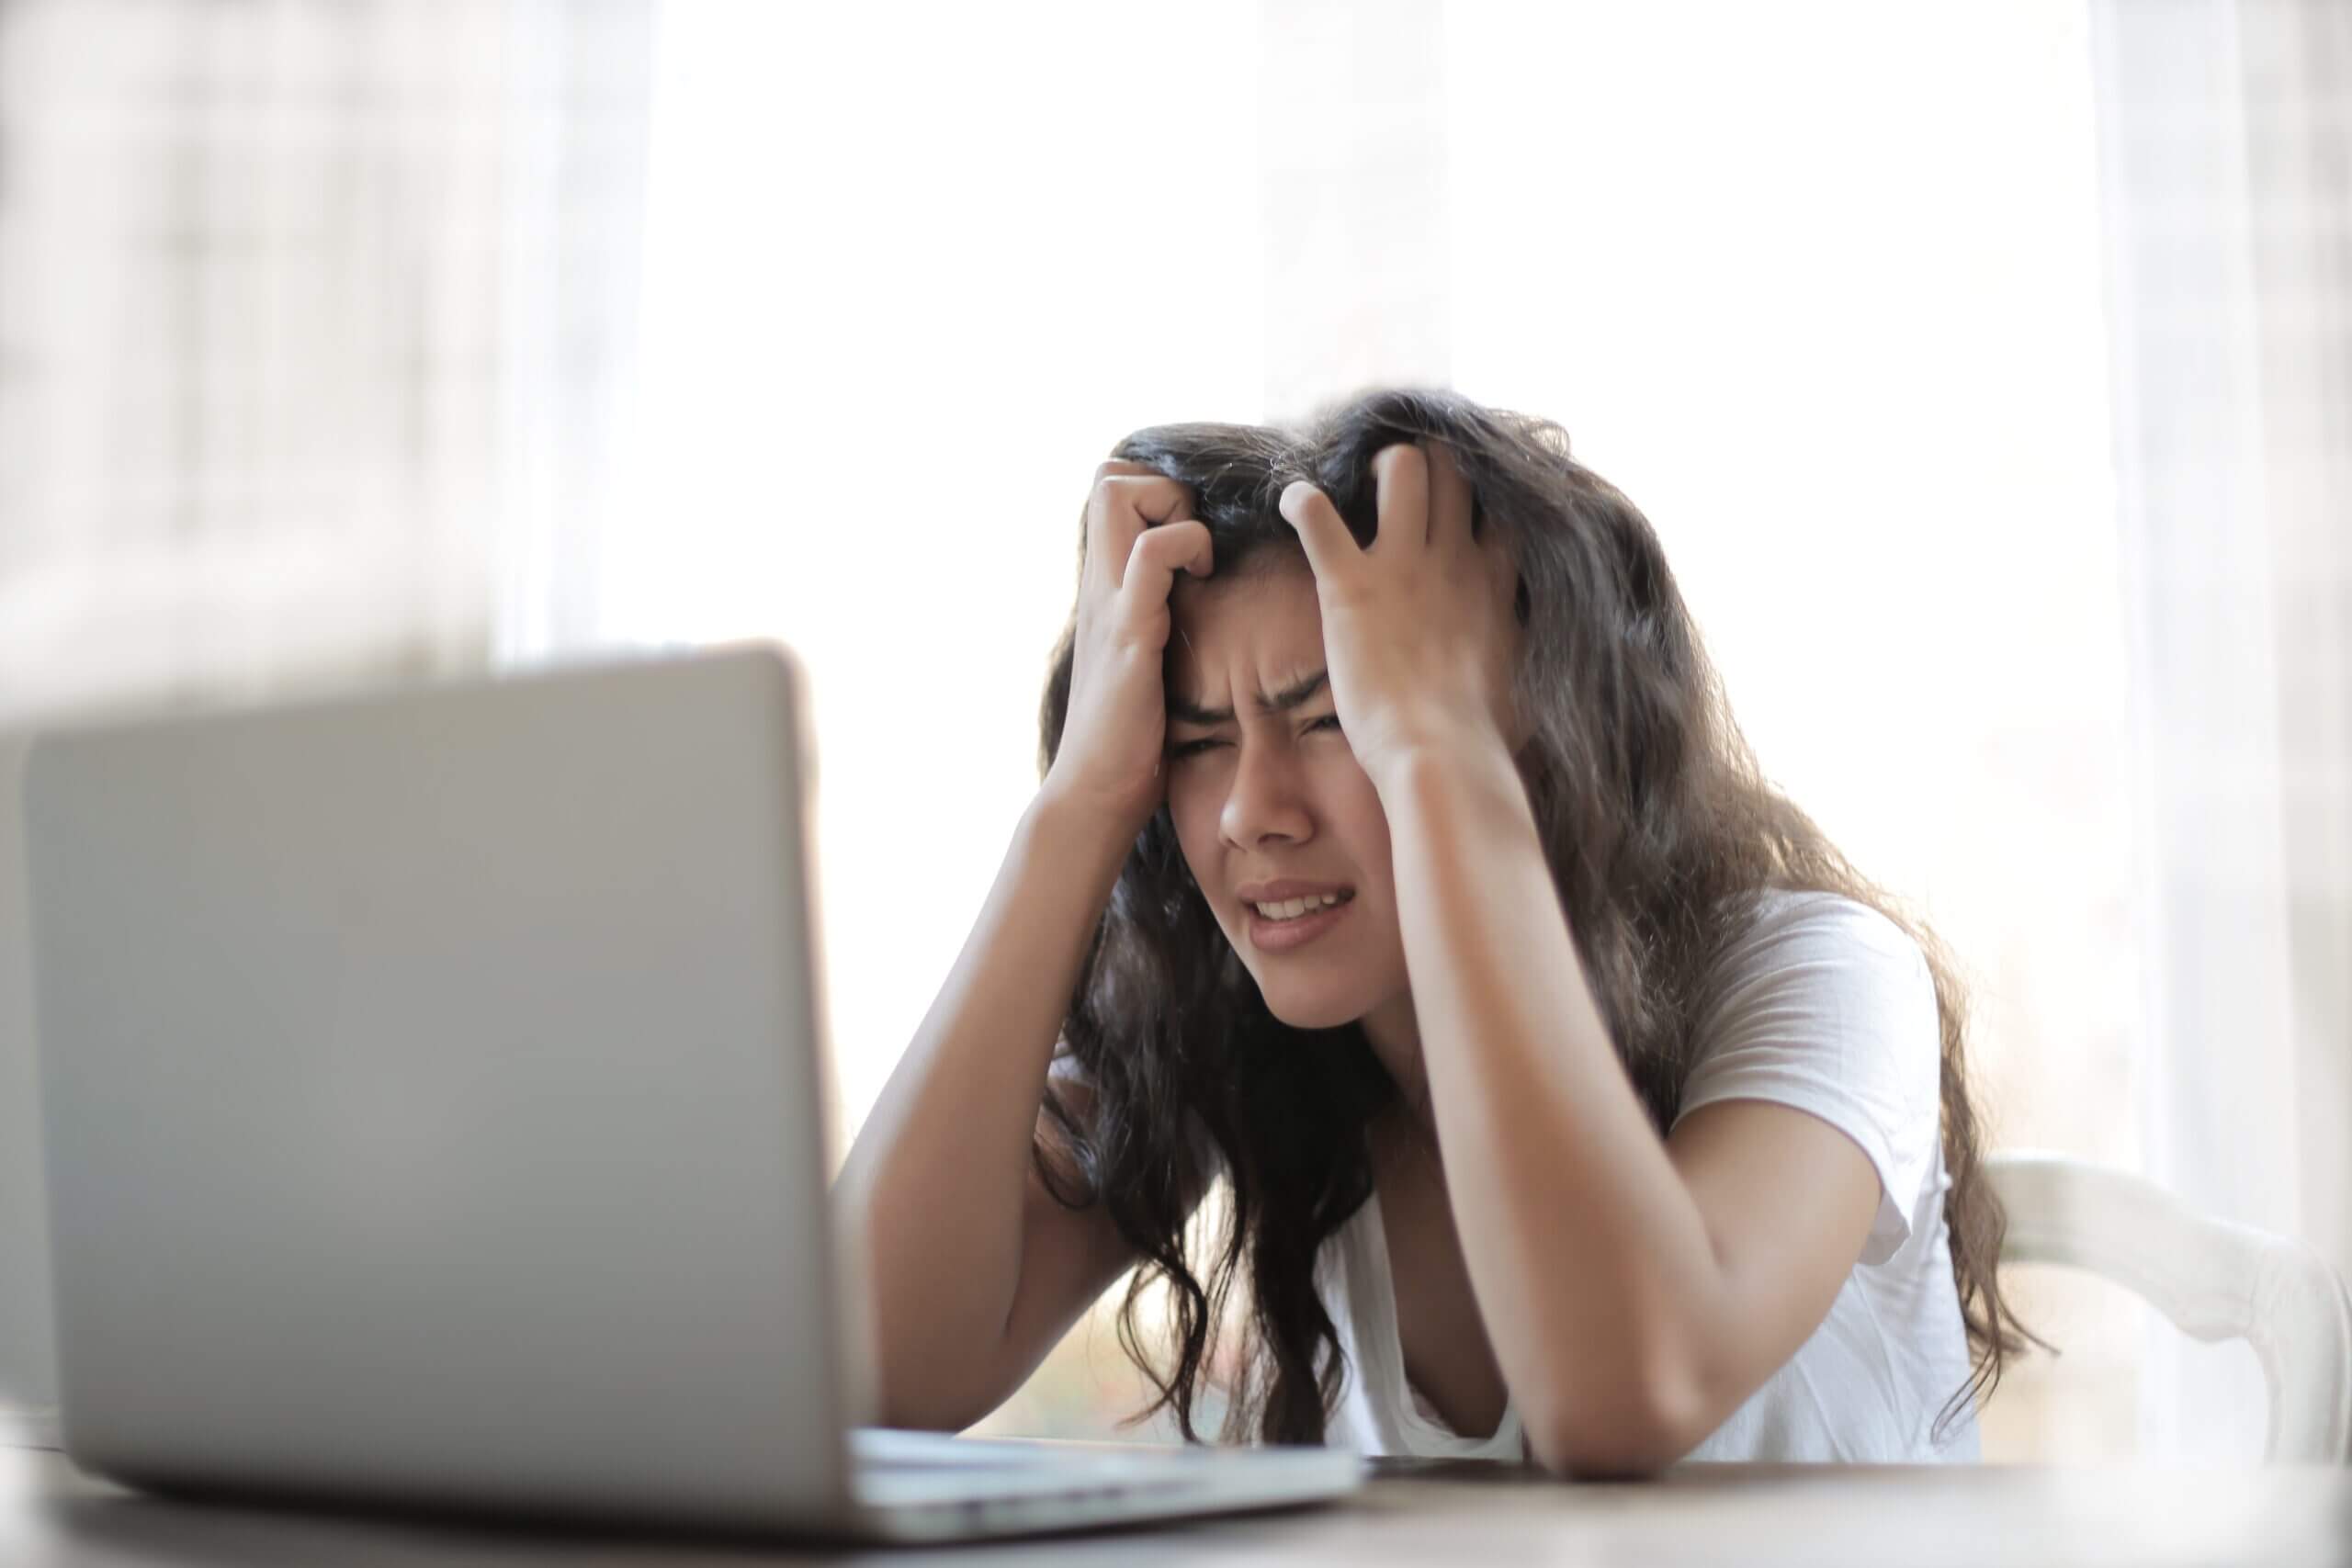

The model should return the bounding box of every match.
[1024,780,1145,887]
[1362,718,1522,807]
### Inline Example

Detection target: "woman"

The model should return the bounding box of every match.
[836,388,2037,1474]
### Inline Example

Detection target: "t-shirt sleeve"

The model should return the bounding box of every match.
[1667,893,1943,1268]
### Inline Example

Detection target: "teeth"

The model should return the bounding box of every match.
[1253,892,1348,920]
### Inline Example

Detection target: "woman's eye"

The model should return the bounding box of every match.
[1168,718,1338,761]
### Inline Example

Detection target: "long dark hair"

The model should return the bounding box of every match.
[1034,387,2039,1450]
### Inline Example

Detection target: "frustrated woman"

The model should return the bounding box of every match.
[837,388,2034,1473]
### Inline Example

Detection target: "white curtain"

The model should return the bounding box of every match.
[0,0,652,1428]
[2090,0,2352,1462]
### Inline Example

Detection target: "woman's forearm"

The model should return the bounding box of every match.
[832,788,1133,1424]
[1373,737,1725,1472]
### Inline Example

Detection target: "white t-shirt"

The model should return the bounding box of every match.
[1050,887,1981,1464]
[1318,889,1979,1463]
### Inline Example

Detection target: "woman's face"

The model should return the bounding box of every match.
[1163,554,1412,1037]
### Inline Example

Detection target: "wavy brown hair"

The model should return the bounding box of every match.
[1034,387,2042,1450]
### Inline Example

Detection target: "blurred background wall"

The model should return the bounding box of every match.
[1,0,2344,1463]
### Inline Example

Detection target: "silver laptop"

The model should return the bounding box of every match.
[21,644,1363,1541]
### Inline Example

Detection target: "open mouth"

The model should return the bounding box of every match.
[1242,889,1356,953]
[1249,889,1355,922]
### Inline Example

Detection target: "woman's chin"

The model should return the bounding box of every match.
[1259,986,1367,1032]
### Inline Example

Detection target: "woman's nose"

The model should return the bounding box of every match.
[1220,745,1312,847]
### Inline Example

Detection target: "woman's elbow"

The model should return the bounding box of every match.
[1522,1367,1708,1479]
[1525,1412,1700,1479]
[1525,1424,1687,1480]
[867,1338,1012,1436]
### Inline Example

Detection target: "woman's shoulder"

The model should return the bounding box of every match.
[1688,885,1939,1051]
[1681,886,1950,1270]
[1713,886,1930,979]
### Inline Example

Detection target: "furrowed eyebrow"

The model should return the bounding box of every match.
[1168,668,1329,727]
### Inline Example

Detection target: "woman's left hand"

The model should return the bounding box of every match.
[1278,441,1523,791]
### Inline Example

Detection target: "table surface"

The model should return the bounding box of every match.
[5,1437,2347,1568]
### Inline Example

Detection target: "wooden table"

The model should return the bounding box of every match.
[4,1439,2346,1567]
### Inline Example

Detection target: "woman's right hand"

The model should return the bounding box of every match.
[1041,459,1214,843]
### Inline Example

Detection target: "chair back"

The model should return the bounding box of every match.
[1984,1151,2352,1462]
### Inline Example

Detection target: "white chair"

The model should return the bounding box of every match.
[1984,1150,2352,1462]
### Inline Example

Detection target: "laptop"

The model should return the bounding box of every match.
[20,643,1364,1541]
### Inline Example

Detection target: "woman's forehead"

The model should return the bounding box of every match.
[1166,563,1324,705]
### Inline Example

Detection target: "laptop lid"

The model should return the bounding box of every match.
[24,645,866,1531]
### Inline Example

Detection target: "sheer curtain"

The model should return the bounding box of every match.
[2090,0,2352,1462]
[0,0,652,1427]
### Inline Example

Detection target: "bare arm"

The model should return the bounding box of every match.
[832,790,1141,1430]
[1282,445,1881,1476]
[832,459,1218,1432]
[1377,744,1876,1475]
